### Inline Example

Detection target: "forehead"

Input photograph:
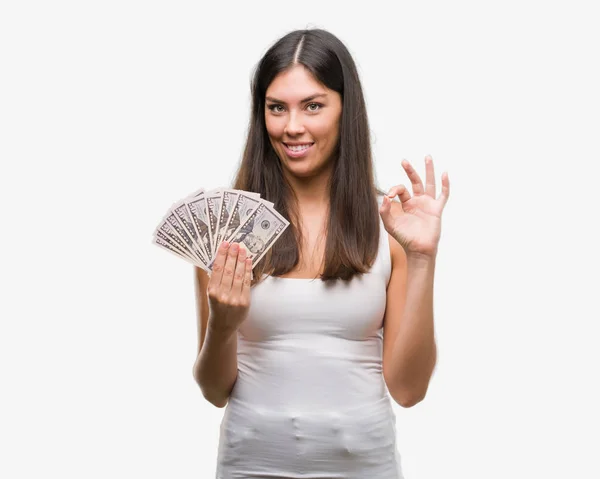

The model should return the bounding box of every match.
[265,65,328,101]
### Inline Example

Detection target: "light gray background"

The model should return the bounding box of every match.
[1,1,598,478]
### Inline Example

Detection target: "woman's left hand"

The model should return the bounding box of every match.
[379,155,450,259]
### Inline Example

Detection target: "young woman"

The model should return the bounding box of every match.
[193,28,450,478]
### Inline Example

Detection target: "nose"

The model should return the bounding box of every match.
[284,111,305,136]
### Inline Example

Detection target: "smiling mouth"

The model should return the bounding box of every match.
[283,142,314,152]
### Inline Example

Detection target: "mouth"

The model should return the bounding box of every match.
[282,142,314,158]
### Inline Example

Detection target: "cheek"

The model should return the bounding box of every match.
[265,116,284,138]
[315,115,339,139]
[316,123,340,150]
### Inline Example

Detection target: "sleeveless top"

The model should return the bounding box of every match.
[215,195,404,478]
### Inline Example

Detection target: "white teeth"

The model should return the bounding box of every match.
[286,144,312,151]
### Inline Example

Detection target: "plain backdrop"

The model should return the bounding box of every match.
[1,1,599,478]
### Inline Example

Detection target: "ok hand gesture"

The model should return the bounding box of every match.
[379,155,450,258]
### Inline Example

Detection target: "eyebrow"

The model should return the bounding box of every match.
[265,93,328,104]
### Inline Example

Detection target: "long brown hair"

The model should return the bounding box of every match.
[232,29,386,284]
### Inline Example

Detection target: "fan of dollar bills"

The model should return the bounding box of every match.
[152,188,290,274]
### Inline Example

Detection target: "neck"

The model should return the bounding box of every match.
[283,164,332,215]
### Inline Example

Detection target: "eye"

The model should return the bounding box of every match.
[307,103,322,112]
[267,104,285,113]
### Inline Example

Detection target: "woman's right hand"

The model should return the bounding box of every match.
[206,241,253,336]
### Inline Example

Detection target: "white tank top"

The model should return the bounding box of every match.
[232,198,392,411]
[216,195,404,478]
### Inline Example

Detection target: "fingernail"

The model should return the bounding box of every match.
[222,241,229,249]
[230,243,239,252]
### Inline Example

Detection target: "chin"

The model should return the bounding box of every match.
[286,168,314,179]
[277,150,331,179]
[283,161,320,178]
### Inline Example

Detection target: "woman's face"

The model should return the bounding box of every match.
[265,64,342,180]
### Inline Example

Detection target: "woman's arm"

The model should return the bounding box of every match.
[191,266,238,408]
[382,219,437,408]
[379,157,448,407]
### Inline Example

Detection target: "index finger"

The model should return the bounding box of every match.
[208,241,230,289]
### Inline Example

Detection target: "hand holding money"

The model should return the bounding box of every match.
[152,187,290,277]
[205,241,253,336]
